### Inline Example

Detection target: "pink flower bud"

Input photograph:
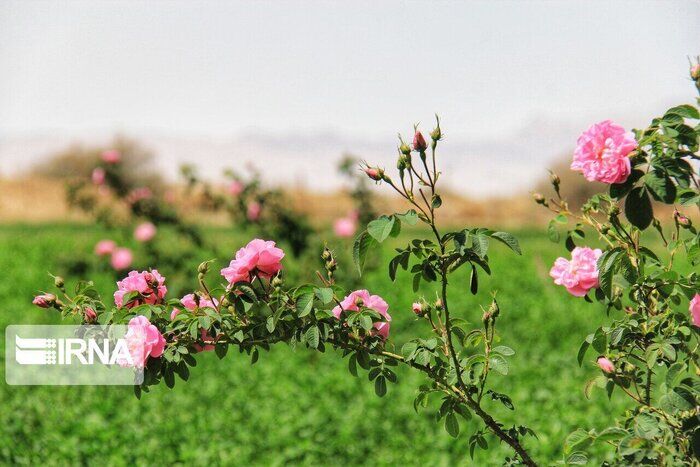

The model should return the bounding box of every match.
[110,248,133,271]
[84,307,98,323]
[412,302,423,315]
[364,167,383,181]
[691,64,700,80]
[33,293,56,308]
[247,202,261,221]
[94,239,116,256]
[134,222,157,242]
[674,210,691,227]
[597,357,615,374]
[91,167,106,185]
[413,131,427,152]
[101,150,121,164]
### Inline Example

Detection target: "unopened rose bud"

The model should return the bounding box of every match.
[84,307,98,323]
[532,193,547,206]
[597,357,615,374]
[198,261,210,275]
[54,276,65,289]
[550,172,560,189]
[434,298,443,310]
[397,154,409,171]
[325,259,337,272]
[365,167,384,181]
[430,125,441,142]
[413,131,427,152]
[674,210,692,227]
[220,297,231,308]
[600,225,610,235]
[399,141,412,156]
[32,293,56,309]
[691,64,700,80]
[482,310,492,324]
[321,248,332,261]
[271,276,283,288]
[412,302,424,316]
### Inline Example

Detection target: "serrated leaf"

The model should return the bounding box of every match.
[305,326,320,349]
[367,216,396,243]
[353,231,378,276]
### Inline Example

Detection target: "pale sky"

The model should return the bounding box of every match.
[1,1,699,195]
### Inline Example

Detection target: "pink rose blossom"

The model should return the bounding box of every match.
[101,149,121,164]
[110,247,133,270]
[247,202,261,221]
[91,167,106,185]
[365,167,382,181]
[94,239,116,256]
[32,293,56,308]
[549,247,603,297]
[571,120,637,184]
[120,315,166,368]
[134,222,157,242]
[228,180,244,196]
[333,217,357,238]
[331,289,392,340]
[114,269,167,308]
[221,239,285,284]
[597,357,615,374]
[690,294,700,327]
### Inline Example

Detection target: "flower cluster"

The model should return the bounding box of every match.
[332,289,391,339]
[114,269,167,308]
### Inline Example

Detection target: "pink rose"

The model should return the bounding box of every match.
[365,167,382,181]
[228,180,244,196]
[571,120,637,184]
[549,247,603,297]
[690,294,700,327]
[110,247,133,270]
[413,131,427,152]
[101,149,121,164]
[331,289,392,340]
[92,167,106,185]
[114,269,167,308]
[221,239,285,284]
[32,293,56,308]
[173,293,220,352]
[247,202,261,221]
[134,222,157,242]
[95,239,116,256]
[120,315,166,368]
[597,357,615,374]
[333,217,357,238]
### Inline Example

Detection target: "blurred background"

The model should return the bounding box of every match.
[1,1,698,465]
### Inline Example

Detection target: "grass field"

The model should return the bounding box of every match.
[0,223,635,465]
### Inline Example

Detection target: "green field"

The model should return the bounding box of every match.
[1,224,633,465]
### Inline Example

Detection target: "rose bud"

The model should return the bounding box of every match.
[434,298,443,310]
[597,357,615,374]
[84,307,98,323]
[198,261,210,275]
[691,64,700,80]
[674,210,691,227]
[54,276,65,289]
[364,167,384,181]
[532,193,547,206]
[413,131,427,152]
[399,141,412,156]
[412,302,423,316]
[33,293,56,309]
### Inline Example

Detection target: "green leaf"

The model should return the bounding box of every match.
[353,231,378,276]
[564,428,591,454]
[444,413,459,438]
[644,172,676,204]
[265,316,275,333]
[489,354,509,375]
[305,326,320,349]
[431,194,442,209]
[664,104,700,120]
[396,209,418,225]
[367,216,396,243]
[591,328,607,353]
[565,452,588,465]
[492,345,515,356]
[625,187,653,230]
[296,293,314,318]
[472,234,489,258]
[548,219,561,243]
[490,231,521,255]
[314,287,334,305]
[469,266,478,295]
[634,413,660,440]
[374,376,387,397]
[577,340,590,367]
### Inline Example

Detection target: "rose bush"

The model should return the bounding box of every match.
[537,70,700,464]
[35,119,537,465]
